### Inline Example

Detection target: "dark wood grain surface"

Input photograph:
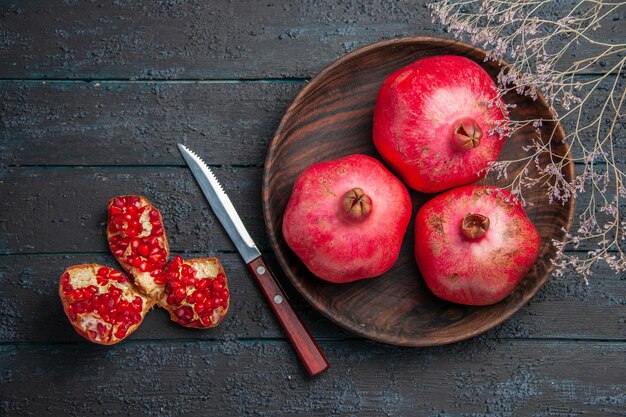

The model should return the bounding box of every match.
[1,2,625,416]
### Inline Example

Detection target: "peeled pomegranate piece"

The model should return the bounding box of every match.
[160,256,230,328]
[59,264,154,345]
[415,185,541,306]
[373,55,508,193]
[282,154,412,283]
[107,195,170,299]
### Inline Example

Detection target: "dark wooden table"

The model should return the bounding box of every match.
[1,2,625,416]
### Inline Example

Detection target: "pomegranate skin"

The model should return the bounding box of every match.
[282,154,412,283]
[415,185,540,306]
[373,55,508,193]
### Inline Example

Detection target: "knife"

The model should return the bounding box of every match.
[177,144,329,377]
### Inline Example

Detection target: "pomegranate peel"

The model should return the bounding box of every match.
[59,264,154,345]
[415,185,541,306]
[160,256,230,328]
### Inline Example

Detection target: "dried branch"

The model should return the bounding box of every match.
[429,0,626,282]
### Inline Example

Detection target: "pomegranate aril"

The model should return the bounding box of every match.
[115,323,130,339]
[175,288,186,300]
[138,243,150,257]
[175,307,186,319]
[131,297,143,312]
[167,295,177,305]
[197,279,209,290]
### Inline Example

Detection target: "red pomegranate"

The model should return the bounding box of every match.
[282,154,412,283]
[161,256,230,328]
[373,55,508,193]
[107,195,170,299]
[59,264,154,345]
[415,185,540,305]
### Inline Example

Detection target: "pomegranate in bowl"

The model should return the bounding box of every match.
[282,154,412,283]
[373,55,508,193]
[415,185,541,306]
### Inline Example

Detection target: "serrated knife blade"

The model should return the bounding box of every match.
[177,144,329,377]
[177,144,260,263]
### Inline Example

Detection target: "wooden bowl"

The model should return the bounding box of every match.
[262,37,575,346]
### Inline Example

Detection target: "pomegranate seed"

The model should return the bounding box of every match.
[175,288,186,300]
[197,279,209,290]
[131,297,143,312]
[175,307,186,319]
[220,289,229,299]
[110,287,121,300]
[138,243,150,257]
[115,323,130,339]
[149,209,159,219]
[127,205,138,216]
[195,303,206,314]
[109,205,123,215]
[138,261,149,272]
[192,291,205,303]
[213,281,224,291]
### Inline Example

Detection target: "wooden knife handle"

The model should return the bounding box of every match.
[247,256,329,376]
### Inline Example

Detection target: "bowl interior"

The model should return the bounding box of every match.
[263,37,574,346]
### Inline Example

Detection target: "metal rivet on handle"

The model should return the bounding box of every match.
[256,266,266,275]
[274,295,283,304]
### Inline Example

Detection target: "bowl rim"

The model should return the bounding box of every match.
[262,35,576,346]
